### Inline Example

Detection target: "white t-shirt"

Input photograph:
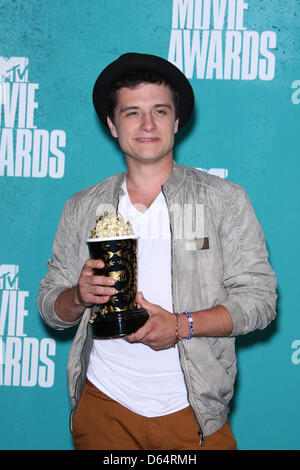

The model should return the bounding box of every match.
[86,181,188,417]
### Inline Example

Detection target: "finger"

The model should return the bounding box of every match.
[79,275,116,295]
[81,285,116,303]
[78,280,117,305]
[91,285,117,297]
[86,294,110,305]
[83,260,116,288]
[89,275,116,286]
[75,282,110,307]
[126,318,151,343]
[137,291,154,313]
[85,259,105,270]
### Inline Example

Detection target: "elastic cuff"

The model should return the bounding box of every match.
[220,298,247,336]
[39,286,82,330]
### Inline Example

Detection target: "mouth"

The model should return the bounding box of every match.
[135,137,159,143]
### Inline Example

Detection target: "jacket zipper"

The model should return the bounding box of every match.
[70,316,90,431]
[72,190,123,428]
[161,185,205,446]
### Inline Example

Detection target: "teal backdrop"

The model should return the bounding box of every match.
[0,0,299,450]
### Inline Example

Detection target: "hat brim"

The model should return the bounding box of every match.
[92,53,194,130]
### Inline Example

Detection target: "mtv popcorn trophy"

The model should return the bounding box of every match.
[87,212,149,338]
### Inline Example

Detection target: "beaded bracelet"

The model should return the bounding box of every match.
[182,311,193,339]
[76,284,92,308]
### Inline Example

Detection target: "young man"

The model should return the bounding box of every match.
[38,53,277,450]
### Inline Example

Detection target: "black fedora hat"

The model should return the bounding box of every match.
[92,52,194,130]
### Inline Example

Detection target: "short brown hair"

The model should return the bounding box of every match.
[106,70,180,123]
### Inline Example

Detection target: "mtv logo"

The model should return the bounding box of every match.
[0,57,29,82]
[196,168,228,179]
[0,265,19,290]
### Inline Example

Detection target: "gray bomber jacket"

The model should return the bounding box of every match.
[38,162,277,438]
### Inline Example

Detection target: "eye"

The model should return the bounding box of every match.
[156,108,167,115]
[126,111,138,117]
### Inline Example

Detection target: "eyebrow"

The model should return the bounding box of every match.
[120,106,139,113]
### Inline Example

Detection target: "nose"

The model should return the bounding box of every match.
[140,112,155,132]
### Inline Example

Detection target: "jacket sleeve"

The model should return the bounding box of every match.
[219,184,277,336]
[37,197,85,330]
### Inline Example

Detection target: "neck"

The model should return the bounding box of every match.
[125,155,174,209]
[125,155,174,192]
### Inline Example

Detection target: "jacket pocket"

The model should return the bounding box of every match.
[206,337,237,378]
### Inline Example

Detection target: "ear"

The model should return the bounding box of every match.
[174,118,179,134]
[107,116,118,138]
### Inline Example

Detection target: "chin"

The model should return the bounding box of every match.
[131,154,171,164]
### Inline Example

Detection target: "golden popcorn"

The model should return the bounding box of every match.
[90,211,134,239]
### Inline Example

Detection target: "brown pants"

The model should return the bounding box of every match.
[72,380,237,450]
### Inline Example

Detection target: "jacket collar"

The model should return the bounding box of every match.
[114,160,186,200]
[163,161,186,196]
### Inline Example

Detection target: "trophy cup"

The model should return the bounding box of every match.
[87,212,149,338]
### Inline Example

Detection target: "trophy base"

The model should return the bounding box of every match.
[89,307,149,339]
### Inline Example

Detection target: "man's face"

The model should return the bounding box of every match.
[107,82,179,165]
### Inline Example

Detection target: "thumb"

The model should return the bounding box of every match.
[137,291,152,312]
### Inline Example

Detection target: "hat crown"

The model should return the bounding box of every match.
[93,52,194,130]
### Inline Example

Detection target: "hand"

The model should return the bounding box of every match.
[76,259,117,307]
[125,292,177,351]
